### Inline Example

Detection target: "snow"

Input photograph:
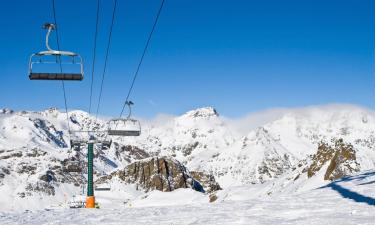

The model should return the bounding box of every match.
[0,170,375,224]
[129,188,208,207]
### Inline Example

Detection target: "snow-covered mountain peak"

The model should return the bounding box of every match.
[180,107,219,119]
[45,107,59,113]
[0,108,14,114]
[245,127,277,145]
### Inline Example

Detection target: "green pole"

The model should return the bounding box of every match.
[87,138,94,197]
[86,136,95,208]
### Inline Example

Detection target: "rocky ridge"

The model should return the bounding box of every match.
[96,156,220,194]
[307,138,360,181]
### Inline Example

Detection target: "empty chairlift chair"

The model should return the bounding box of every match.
[108,101,141,136]
[95,183,111,191]
[28,23,84,81]
[69,131,87,151]
[64,157,83,173]
[101,140,112,150]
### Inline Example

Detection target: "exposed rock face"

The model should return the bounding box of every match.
[307,139,360,181]
[0,108,14,114]
[0,151,23,160]
[30,118,67,148]
[113,143,151,163]
[62,158,83,173]
[97,157,220,193]
[0,146,85,198]
[171,142,200,157]
[190,171,221,193]
[25,182,55,196]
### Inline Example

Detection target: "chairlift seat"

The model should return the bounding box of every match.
[108,129,140,136]
[95,187,111,191]
[63,165,82,173]
[108,119,141,137]
[29,73,83,81]
[95,183,111,191]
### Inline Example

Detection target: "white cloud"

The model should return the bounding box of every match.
[222,104,375,136]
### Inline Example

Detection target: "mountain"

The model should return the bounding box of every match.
[1,105,375,212]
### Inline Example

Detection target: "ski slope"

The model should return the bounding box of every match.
[1,170,375,225]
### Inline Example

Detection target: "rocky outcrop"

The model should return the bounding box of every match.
[307,139,360,181]
[0,146,85,197]
[0,108,14,114]
[113,143,150,163]
[0,151,22,160]
[30,118,67,148]
[96,157,220,194]
[25,182,55,196]
[190,171,221,193]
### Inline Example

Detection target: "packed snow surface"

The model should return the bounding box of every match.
[0,170,375,224]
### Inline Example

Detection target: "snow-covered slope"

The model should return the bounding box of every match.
[1,169,375,224]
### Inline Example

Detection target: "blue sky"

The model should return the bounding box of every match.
[0,0,374,118]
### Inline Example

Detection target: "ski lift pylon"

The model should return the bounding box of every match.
[28,23,84,81]
[108,101,141,136]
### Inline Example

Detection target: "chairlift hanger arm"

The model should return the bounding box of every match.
[40,23,77,56]
[125,101,134,119]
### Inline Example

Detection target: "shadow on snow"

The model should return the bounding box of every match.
[319,171,375,206]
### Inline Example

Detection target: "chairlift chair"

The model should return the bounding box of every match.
[64,161,82,173]
[70,140,86,151]
[63,152,83,173]
[69,131,87,151]
[28,23,84,81]
[95,183,111,191]
[68,195,85,208]
[108,101,141,136]
[101,140,112,150]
